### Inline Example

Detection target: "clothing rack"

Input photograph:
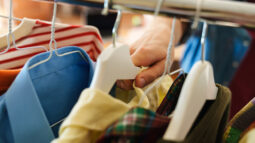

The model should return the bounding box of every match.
[39,0,255,28]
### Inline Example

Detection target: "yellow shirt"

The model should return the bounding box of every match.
[52,75,173,143]
[115,75,173,111]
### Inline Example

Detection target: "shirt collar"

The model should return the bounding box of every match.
[4,46,94,143]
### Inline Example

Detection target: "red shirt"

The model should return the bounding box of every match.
[229,4,255,118]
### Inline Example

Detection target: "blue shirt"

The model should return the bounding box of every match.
[181,25,251,86]
[0,46,94,143]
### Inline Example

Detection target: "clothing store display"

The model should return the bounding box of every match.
[0,69,20,95]
[181,25,251,86]
[96,74,186,143]
[0,18,103,69]
[52,74,173,143]
[224,98,255,143]
[1,0,255,143]
[0,46,95,143]
[51,88,150,143]
[97,84,231,143]
[96,107,170,143]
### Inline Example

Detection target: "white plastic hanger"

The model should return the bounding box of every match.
[163,1,218,140]
[0,0,46,54]
[90,4,140,93]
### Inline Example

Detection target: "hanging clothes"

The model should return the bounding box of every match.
[0,69,20,95]
[97,83,231,143]
[51,88,150,143]
[113,74,173,111]
[96,107,170,143]
[0,18,103,69]
[96,73,186,143]
[229,30,255,118]
[181,24,251,86]
[156,74,187,116]
[224,97,255,143]
[52,75,173,143]
[0,46,95,143]
[239,121,255,143]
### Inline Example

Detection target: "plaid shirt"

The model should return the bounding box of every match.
[224,98,255,143]
[96,74,186,143]
[96,107,170,143]
[156,74,187,116]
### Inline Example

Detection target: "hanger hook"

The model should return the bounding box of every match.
[49,2,58,52]
[154,0,165,17]
[0,0,17,55]
[166,17,176,74]
[102,0,110,15]
[112,10,122,48]
[28,2,57,70]
[201,21,208,62]
[192,0,203,29]
[138,17,177,106]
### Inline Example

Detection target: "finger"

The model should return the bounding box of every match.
[131,44,167,67]
[130,44,137,55]
[129,35,148,55]
[135,59,166,88]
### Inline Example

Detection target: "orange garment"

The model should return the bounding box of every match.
[0,69,21,95]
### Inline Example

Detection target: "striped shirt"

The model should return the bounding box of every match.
[0,18,103,69]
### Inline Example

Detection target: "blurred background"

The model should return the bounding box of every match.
[0,0,183,70]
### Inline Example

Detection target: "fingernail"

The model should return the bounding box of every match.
[137,78,146,88]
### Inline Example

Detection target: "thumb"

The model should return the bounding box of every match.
[135,59,166,88]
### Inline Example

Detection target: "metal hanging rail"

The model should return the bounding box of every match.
[40,0,255,28]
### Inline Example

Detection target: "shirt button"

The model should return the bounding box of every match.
[232,61,239,68]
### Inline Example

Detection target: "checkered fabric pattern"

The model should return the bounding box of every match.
[96,74,187,143]
[156,74,187,116]
[96,107,170,143]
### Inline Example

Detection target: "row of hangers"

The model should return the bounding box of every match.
[94,0,219,141]
[0,0,218,142]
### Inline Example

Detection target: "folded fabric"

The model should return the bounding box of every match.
[0,46,95,143]
[114,74,173,111]
[0,18,103,69]
[97,84,231,143]
[240,120,255,140]
[239,129,255,143]
[0,69,20,95]
[156,74,187,116]
[52,74,173,143]
[224,98,255,143]
[96,74,186,143]
[51,88,150,143]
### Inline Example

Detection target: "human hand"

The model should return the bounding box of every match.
[117,17,180,90]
